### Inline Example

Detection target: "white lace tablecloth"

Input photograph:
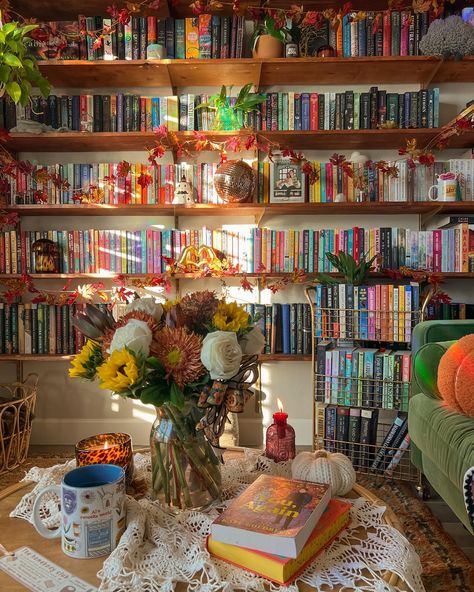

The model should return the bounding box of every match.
[10,449,425,592]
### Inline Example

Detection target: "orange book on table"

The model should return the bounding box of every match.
[207,498,351,586]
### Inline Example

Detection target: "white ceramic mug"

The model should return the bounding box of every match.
[32,464,126,559]
[428,176,459,201]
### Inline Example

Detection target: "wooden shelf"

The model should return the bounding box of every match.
[2,271,474,281]
[9,128,473,153]
[0,353,310,362]
[0,354,74,361]
[13,0,169,20]
[37,57,474,89]
[6,201,474,217]
[14,0,471,20]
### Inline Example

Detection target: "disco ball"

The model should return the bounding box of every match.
[214,159,256,203]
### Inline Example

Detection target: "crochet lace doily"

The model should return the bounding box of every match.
[11,450,425,592]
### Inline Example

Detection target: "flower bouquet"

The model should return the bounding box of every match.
[69,291,264,510]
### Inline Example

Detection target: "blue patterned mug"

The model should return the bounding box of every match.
[32,464,126,559]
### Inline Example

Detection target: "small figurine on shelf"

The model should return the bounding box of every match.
[172,175,195,205]
[265,399,296,462]
[32,238,58,273]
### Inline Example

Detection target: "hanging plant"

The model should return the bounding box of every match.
[0,17,51,105]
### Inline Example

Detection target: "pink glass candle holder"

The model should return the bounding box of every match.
[75,433,134,484]
[265,399,296,462]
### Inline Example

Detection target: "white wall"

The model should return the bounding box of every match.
[5,79,472,448]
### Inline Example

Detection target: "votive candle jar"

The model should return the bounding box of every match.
[75,432,134,484]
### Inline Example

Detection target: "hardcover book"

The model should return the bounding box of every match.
[207,499,350,585]
[210,474,331,558]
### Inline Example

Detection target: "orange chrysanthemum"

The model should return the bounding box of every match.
[152,326,205,389]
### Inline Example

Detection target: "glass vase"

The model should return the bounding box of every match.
[150,402,222,511]
[211,104,241,131]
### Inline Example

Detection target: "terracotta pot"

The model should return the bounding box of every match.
[252,34,284,58]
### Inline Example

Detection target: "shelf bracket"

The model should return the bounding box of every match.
[252,63,263,92]
[420,205,442,229]
[254,207,266,227]
[421,58,443,89]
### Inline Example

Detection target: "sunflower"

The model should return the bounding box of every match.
[97,349,140,393]
[213,301,250,332]
[152,326,205,389]
[69,340,103,379]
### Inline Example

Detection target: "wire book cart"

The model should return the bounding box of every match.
[305,284,421,483]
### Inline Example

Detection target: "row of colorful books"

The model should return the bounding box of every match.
[316,342,412,410]
[245,303,312,356]
[9,160,474,206]
[2,225,473,275]
[302,9,456,58]
[253,88,440,131]
[313,284,420,343]
[325,406,410,476]
[0,302,93,355]
[26,16,246,61]
[8,87,441,133]
[9,163,223,206]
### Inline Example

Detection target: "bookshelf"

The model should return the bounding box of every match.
[37,57,474,89]
[3,0,474,450]
[8,129,474,152]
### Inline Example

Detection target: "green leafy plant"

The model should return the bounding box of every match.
[251,15,300,50]
[317,251,379,286]
[0,19,51,105]
[197,83,266,114]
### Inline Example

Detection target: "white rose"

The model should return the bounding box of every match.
[125,297,163,322]
[109,319,153,356]
[201,331,243,380]
[239,326,265,355]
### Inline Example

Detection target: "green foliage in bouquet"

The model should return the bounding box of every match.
[317,251,378,286]
[0,19,50,104]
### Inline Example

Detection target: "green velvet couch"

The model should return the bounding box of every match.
[409,320,474,534]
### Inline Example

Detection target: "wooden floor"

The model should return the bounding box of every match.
[424,495,474,563]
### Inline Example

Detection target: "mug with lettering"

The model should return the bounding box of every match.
[428,172,459,202]
[32,464,126,559]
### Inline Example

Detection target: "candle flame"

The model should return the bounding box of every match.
[104,441,109,450]
[277,398,284,412]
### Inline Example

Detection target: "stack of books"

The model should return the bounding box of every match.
[207,474,350,585]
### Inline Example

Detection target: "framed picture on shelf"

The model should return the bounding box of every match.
[269,160,306,203]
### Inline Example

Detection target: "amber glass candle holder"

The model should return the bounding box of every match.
[75,433,134,484]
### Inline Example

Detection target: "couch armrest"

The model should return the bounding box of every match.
[413,340,456,399]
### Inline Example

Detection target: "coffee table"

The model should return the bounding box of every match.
[0,477,408,591]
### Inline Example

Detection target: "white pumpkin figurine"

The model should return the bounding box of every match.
[172,175,195,205]
[291,449,356,496]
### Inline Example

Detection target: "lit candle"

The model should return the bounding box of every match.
[265,399,296,463]
[75,433,134,484]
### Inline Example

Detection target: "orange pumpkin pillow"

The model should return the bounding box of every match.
[438,334,474,417]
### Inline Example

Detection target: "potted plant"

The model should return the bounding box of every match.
[0,18,50,105]
[197,83,265,131]
[251,14,298,58]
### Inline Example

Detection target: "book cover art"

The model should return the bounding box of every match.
[208,499,350,585]
[26,21,80,60]
[270,160,305,203]
[214,474,330,537]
